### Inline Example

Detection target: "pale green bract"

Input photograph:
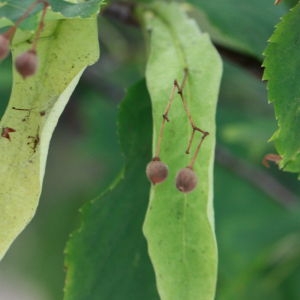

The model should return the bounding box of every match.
[143,2,222,300]
[0,17,99,260]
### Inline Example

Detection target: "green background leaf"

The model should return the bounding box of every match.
[216,56,300,300]
[189,0,286,59]
[0,0,42,30]
[64,81,159,300]
[0,17,99,260]
[284,0,300,8]
[0,0,103,31]
[215,163,300,300]
[48,0,103,18]
[263,1,300,176]
[142,2,222,299]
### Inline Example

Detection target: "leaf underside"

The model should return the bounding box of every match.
[263,1,300,178]
[189,0,286,59]
[142,2,222,300]
[64,81,159,300]
[0,16,99,260]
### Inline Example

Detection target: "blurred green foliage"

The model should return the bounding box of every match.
[64,81,159,300]
[0,0,299,299]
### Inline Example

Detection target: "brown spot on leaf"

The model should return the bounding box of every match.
[1,127,16,141]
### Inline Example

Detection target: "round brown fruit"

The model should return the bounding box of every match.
[146,159,168,184]
[15,49,38,78]
[175,167,198,193]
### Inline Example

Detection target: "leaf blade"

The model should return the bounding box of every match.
[64,81,159,300]
[48,0,103,18]
[0,17,99,260]
[263,2,300,176]
[0,0,103,31]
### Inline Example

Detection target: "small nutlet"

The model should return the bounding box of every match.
[15,49,38,78]
[146,158,168,184]
[176,167,198,193]
[0,35,10,60]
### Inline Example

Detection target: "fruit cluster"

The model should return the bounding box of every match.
[146,158,198,193]
[146,69,209,193]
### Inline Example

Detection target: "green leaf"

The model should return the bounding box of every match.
[0,0,103,31]
[142,3,222,300]
[284,0,300,8]
[189,0,286,59]
[64,81,159,300]
[0,0,42,30]
[263,1,300,177]
[0,17,99,260]
[48,0,103,18]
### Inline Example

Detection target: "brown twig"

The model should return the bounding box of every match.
[216,145,299,210]
[31,1,49,51]
[3,0,46,40]
[154,69,209,168]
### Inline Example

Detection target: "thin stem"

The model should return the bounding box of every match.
[188,131,209,168]
[180,67,188,90]
[154,83,177,158]
[185,128,196,154]
[216,146,298,209]
[174,71,209,159]
[174,80,207,135]
[154,68,209,167]
[31,1,49,51]
[4,0,43,40]
[262,153,282,168]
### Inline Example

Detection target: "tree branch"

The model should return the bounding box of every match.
[215,146,299,210]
